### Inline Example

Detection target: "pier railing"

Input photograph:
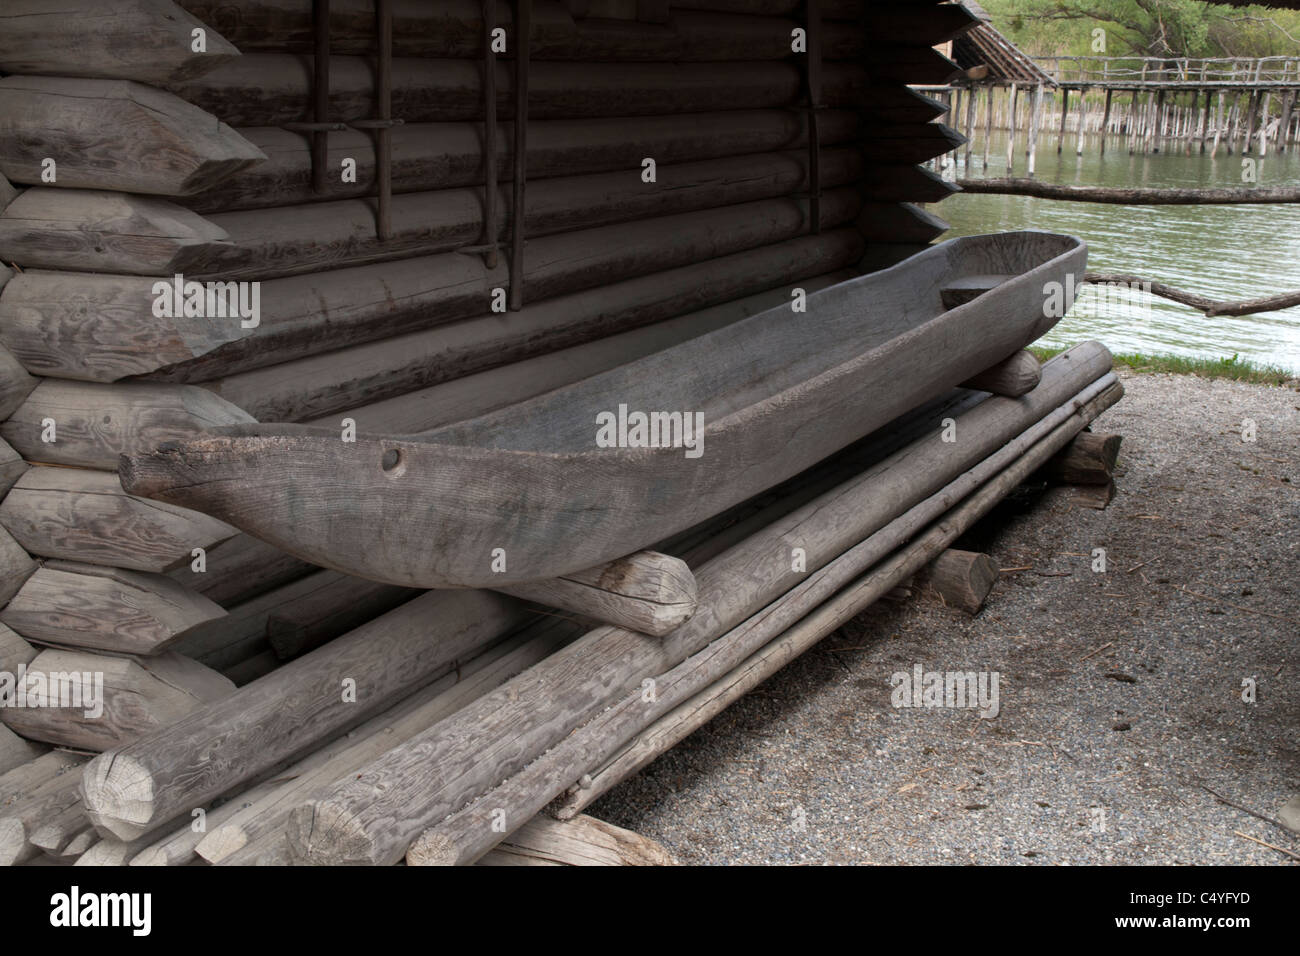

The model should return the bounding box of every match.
[1037,56,1300,89]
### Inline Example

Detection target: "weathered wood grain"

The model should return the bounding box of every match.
[1,562,226,656]
[1044,431,1122,485]
[501,551,696,636]
[0,188,231,276]
[198,618,578,863]
[264,571,416,660]
[81,588,529,841]
[958,350,1042,397]
[174,147,862,279]
[0,525,38,607]
[0,0,240,85]
[185,110,861,213]
[0,622,37,671]
[0,174,16,212]
[164,532,316,607]
[0,341,39,420]
[168,54,864,126]
[287,346,1117,864]
[0,772,83,866]
[0,77,265,195]
[1,648,233,752]
[0,466,237,572]
[916,549,999,614]
[332,267,851,435]
[0,438,28,497]
[216,231,862,422]
[140,191,857,385]
[2,380,254,470]
[123,234,1082,589]
[471,814,676,865]
[0,723,44,777]
[0,270,253,382]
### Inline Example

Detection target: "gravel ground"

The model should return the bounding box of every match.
[592,369,1300,864]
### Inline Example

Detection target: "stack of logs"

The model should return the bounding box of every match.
[0,0,1123,865]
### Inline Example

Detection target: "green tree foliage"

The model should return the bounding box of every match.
[983,0,1300,58]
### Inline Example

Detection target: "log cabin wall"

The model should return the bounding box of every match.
[0,0,972,749]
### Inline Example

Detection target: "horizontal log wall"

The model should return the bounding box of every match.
[0,0,974,860]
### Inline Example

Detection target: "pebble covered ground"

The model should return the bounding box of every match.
[592,369,1300,864]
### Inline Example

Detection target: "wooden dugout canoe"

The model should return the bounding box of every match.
[120,232,1085,589]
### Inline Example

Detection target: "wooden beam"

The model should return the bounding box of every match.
[264,571,416,659]
[1,562,227,656]
[2,381,255,471]
[0,723,44,777]
[854,201,948,243]
[0,467,237,572]
[0,438,28,498]
[0,341,38,420]
[0,622,38,671]
[0,0,240,85]
[0,526,38,607]
[0,77,265,196]
[1043,430,1121,485]
[0,649,233,752]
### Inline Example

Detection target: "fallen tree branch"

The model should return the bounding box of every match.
[1084,273,1300,317]
[956,178,1300,205]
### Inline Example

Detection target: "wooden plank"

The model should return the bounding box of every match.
[474,813,675,865]
[138,190,859,386]
[0,526,38,608]
[0,77,265,196]
[0,174,17,212]
[500,551,697,636]
[0,649,234,752]
[210,230,863,422]
[82,588,530,841]
[866,46,962,86]
[0,466,237,573]
[858,3,977,45]
[0,438,28,498]
[0,270,253,383]
[670,11,863,61]
[184,110,861,213]
[166,54,865,127]
[295,347,1118,864]
[2,381,255,471]
[0,0,240,85]
[1,562,227,656]
[857,164,956,203]
[0,341,39,420]
[0,189,230,276]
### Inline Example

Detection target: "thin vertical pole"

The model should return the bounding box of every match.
[375,0,392,240]
[509,0,531,311]
[962,80,976,172]
[1099,87,1113,155]
[1005,83,1018,173]
[981,83,993,170]
[1211,90,1225,157]
[1026,84,1043,176]
[312,0,330,194]
[1056,87,1069,153]
[480,0,498,268]
[1074,85,1086,154]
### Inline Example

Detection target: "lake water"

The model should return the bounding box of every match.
[934,131,1300,373]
